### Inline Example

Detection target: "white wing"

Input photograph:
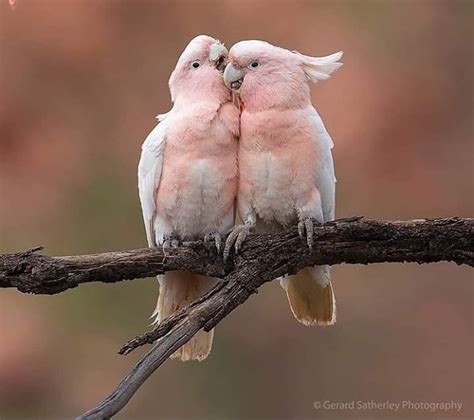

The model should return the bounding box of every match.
[310,107,336,222]
[138,120,167,247]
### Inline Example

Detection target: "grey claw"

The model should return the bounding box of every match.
[298,219,314,250]
[223,231,237,261]
[235,230,249,254]
[215,235,222,254]
[163,235,180,250]
[204,233,222,254]
[298,221,305,239]
[305,219,313,250]
[223,225,251,261]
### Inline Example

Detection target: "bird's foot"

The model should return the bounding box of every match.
[298,218,318,250]
[162,234,181,250]
[223,223,254,261]
[204,232,223,254]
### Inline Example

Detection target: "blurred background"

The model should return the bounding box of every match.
[0,0,473,418]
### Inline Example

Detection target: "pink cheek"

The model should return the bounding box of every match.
[240,74,253,93]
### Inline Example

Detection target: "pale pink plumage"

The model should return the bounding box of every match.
[138,35,239,360]
[224,40,342,325]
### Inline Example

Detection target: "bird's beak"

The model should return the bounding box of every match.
[209,42,228,72]
[223,63,244,91]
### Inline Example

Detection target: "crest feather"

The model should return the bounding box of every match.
[294,50,343,83]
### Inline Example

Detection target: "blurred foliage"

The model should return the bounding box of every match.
[0,0,472,418]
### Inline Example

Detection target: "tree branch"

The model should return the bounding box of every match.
[1,217,472,296]
[118,216,474,355]
[0,241,228,294]
[1,217,472,419]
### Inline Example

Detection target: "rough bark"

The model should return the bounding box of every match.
[1,217,472,419]
[2,217,472,296]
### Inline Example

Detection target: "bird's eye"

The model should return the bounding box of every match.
[191,61,200,69]
[249,61,259,69]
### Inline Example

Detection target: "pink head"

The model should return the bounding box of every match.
[224,40,343,112]
[169,35,230,104]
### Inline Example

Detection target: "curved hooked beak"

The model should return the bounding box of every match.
[223,63,244,91]
[209,42,228,72]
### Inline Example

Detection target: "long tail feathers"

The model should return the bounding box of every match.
[280,266,336,326]
[154,271,215,361]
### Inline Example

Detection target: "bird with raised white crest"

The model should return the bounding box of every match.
[223,40,342,326]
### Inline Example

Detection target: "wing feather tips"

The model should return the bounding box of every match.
[137,121,167,248]
[295,50,343,83]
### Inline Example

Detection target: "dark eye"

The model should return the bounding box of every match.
[249,61,259,68]
[191,61,200,69]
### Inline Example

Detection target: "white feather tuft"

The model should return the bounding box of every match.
[294,50,343,83]
[155,110,171,122]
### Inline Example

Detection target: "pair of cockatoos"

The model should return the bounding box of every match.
[138,35,342,361]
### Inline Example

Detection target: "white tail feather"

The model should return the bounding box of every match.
[152,272,216,361]
[280,266,336,326]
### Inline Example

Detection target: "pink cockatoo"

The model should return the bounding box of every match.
[138,35,239,361]
[223,40,342,326]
